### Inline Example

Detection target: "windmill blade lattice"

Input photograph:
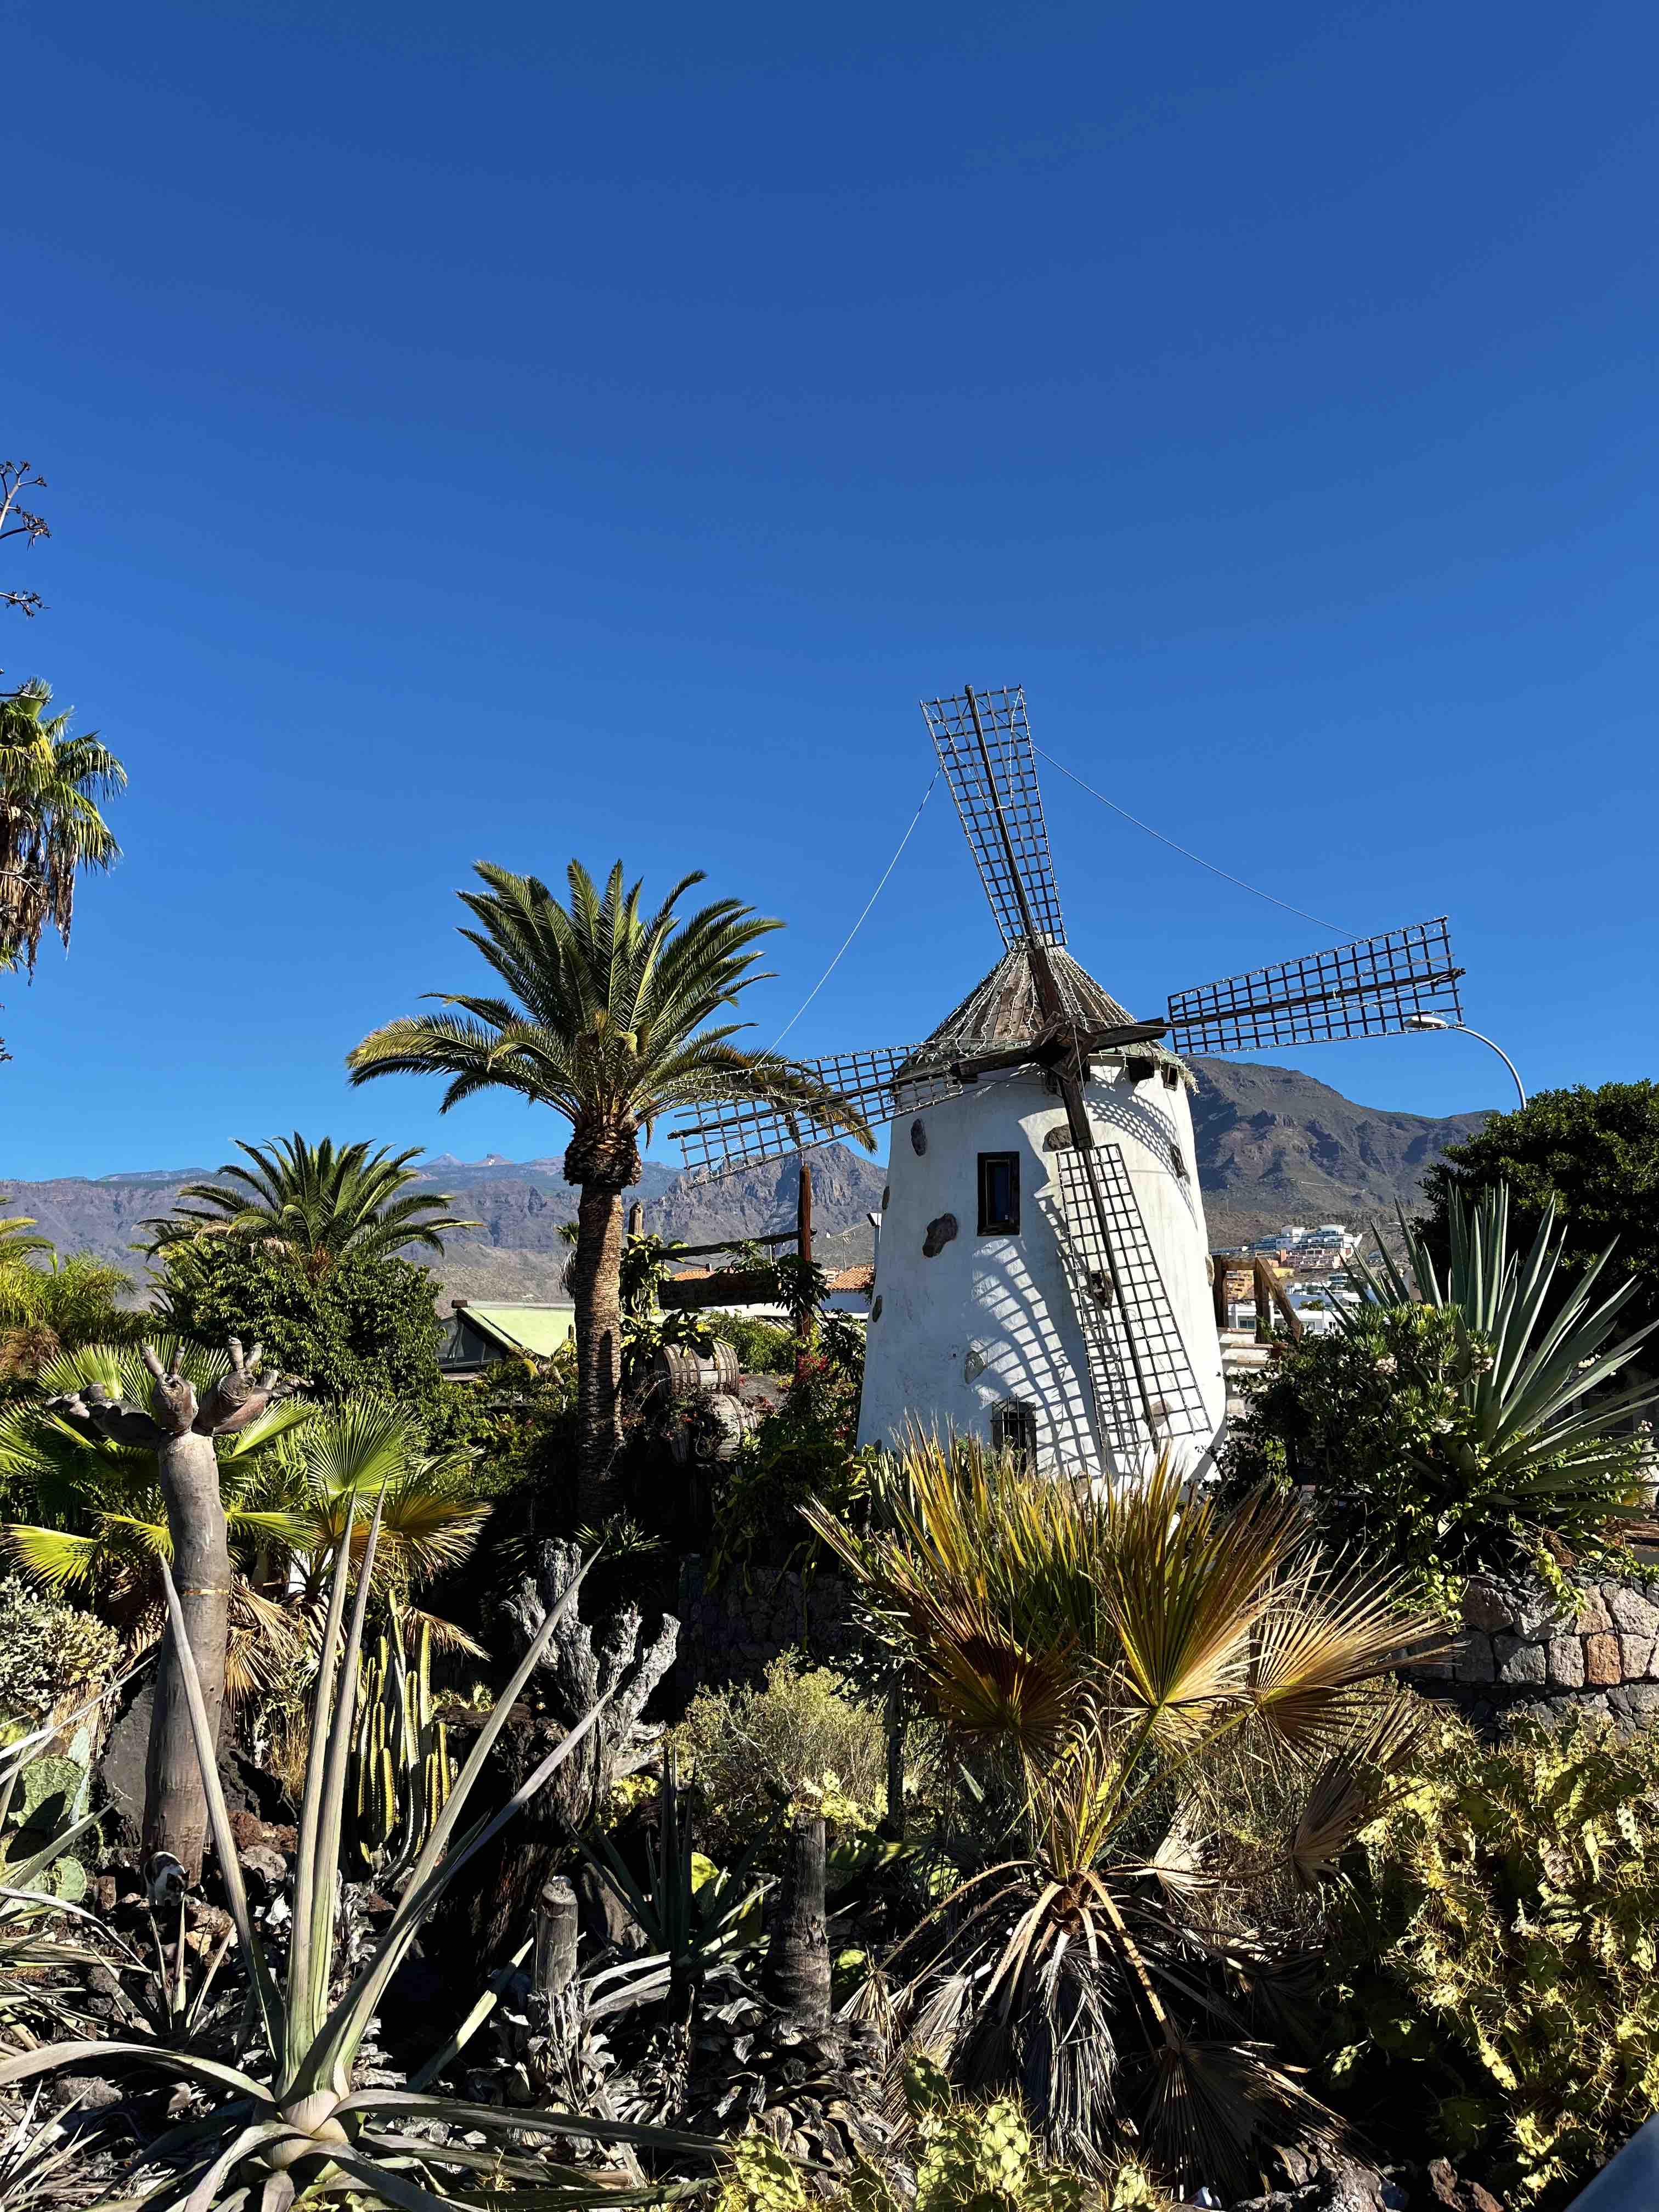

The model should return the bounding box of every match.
[672,1046,963,1176]
[921,686,1068,950]
[1164,917,1463,1056]
[1052,1141,1214,1453]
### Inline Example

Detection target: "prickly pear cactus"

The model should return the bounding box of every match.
[0,1752,93,1901]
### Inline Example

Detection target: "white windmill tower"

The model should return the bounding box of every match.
[673,685,1465,1480]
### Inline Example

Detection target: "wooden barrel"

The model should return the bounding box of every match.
[693,1395,762,1462]
[652,1341,740,1401]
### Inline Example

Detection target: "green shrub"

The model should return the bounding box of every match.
[1223,1301,1648,1585]
[1325,1711,1659,2204]
[706,1312,796,1375]
[155,1238,445,1413]
[678,1652,889,1855]
[0,1576,119,1730]
[714,2062,1123,2212]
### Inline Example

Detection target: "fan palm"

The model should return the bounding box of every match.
[249,1395,492,1647]
[143,1132,476,1279]
[0,680,123,975]
[347,859,872,1517]
[808,1440,1444,2188]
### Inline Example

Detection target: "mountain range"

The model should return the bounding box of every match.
[3,1058,1496,1307]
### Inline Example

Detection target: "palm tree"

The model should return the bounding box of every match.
[347,860,871,1519]
[143,1132,477,1279]
[0,680,123,975]
[0,1248,144,1386]
[0,1212,52,1267]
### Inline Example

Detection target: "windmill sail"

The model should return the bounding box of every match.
[672,1045,962,1177]
[921,686,1068,950]
[1052,1141,1214,1454]
[1164,918,1463,1056]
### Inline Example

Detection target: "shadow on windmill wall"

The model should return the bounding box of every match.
[1084,1082,1200,1231]
[968,1243,1098,1471]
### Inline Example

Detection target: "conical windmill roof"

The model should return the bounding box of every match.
[917,941,1138,1059]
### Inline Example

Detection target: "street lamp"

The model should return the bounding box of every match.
[1405,1014,1527,1109]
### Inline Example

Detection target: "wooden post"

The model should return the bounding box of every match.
[762,1811,831,2028]
[533,1874,579,1999]
[881,1685,906,1842]
[794,1159,815,1379]
[796,1160,814,1286]
[1254,1259,1305,1344]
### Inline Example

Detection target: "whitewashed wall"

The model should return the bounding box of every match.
[857,1062,1226,1478]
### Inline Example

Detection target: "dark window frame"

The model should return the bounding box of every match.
[977,1150,1021,1235]
[991,1400,1040,1468]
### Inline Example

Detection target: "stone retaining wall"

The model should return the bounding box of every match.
[672,1555,856,1701]
[1416,1571,1659,1731]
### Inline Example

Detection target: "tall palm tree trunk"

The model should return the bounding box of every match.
[569,1181,627,1523]
[146,1430,230,1881]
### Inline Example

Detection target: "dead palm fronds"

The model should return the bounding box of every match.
[810,1436,1446,2191]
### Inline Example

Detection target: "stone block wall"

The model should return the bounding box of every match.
[672,1555,856,1701]
[1415,1571,1659,1731]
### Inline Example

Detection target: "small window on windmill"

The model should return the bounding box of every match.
[991,1400,1039,1469]
[1168,1138,1189,1182]
[977,1152,1020,1234]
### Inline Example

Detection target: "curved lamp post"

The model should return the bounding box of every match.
[1406,1012,1527,1109]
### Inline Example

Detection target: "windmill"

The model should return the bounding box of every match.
[674,685,1464,1475]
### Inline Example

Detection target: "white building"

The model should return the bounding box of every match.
[856,943,1228,1481]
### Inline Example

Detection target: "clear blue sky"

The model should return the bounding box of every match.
[4,1,1655,1181]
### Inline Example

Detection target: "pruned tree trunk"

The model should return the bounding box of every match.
[534,1875,579,1999]
[145,1429,230,1878]
[763,1812,831,2029]
[44,1336,303,1885]
[570,1180,627,1524]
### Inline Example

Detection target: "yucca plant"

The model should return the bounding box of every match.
[806,1441,1444,2192]
[0,1506,725,2210]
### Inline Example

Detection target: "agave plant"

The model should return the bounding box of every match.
[1347,1182,1659,1505]
[581,1746,770,2019]
[806,1441,1443,2191]
[0,1507,723,2209]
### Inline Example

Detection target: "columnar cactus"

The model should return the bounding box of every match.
[348,1609,450,1880]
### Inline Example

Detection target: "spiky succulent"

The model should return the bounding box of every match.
[0,1507,727,2209]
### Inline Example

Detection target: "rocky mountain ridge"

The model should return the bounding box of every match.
[3,1058,1496,1306]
